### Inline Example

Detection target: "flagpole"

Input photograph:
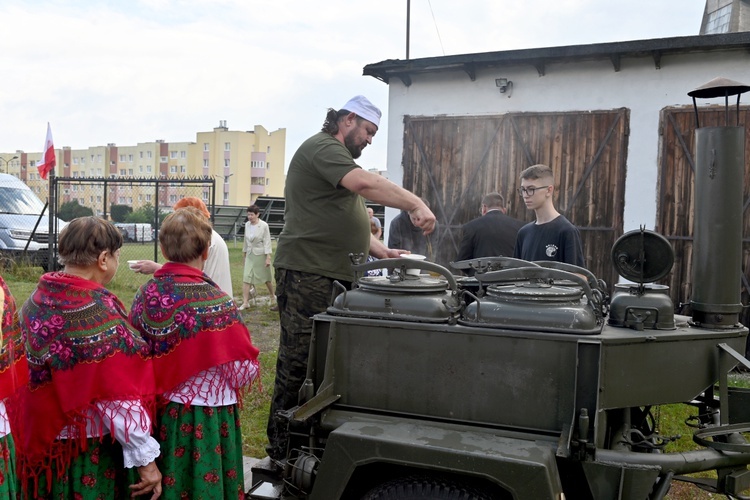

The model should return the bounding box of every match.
[48,161,55,271]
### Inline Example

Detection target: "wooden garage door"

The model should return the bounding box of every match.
[657,105,750,318]
[401,110,629,291]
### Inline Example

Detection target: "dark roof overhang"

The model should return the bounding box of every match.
[363,32,750,87]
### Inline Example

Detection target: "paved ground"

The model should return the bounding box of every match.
[243,456,260,492]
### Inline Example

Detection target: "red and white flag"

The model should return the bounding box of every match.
[37,123,56,180]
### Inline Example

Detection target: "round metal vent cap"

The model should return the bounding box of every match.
[611,229,674,283]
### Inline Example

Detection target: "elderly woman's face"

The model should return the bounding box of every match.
[247,211,259,223]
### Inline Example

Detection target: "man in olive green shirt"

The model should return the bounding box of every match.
[267,95,436,461]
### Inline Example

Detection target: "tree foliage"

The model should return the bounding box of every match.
[110,204,133,223]
[58,200,94,221]
[124,203,167,224]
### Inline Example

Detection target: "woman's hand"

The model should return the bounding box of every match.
[131,260,161,275]
[130,461,162,498]
[265,255,272,267]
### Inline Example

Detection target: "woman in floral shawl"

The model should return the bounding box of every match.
[129,207,260,500]
[0,274,27,497]
[11,217,162,499]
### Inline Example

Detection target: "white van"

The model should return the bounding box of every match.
[0,174,66,269]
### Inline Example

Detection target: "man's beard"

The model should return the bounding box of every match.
[344,130,364,159]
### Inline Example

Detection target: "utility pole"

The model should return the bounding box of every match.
[406,0,411,60]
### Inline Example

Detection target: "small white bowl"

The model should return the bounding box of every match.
[127,260,139,270]
[400,254,426,276]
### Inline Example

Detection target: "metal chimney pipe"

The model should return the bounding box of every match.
[688,78,750,328]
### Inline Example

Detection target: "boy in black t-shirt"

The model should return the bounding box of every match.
[513,164,584,267]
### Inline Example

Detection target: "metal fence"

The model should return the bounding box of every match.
[48,176,216,270]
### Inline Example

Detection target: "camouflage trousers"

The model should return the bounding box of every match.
[266,268,350,461]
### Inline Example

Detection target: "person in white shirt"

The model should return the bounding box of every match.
[131,197,233,297]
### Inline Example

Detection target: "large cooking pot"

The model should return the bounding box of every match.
[327,258,462,324]
[461,266,605,335]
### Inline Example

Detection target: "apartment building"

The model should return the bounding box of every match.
[2,121,286,212]
[189,121,286,206]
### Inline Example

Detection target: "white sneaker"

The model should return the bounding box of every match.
[238,303,249,311]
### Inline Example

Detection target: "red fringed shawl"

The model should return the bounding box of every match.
[0,275,28,403]
[129,262,259,404]
[10,272,155,491]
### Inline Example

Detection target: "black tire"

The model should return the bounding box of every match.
[360,475,495,500]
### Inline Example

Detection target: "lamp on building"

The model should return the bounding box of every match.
[495,78,513,97]
[0,156,19,173]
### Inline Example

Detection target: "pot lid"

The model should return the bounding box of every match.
[357,274,449,293]
[486,282,583,303]
[611,228,674,283]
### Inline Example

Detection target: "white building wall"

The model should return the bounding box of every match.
[381,50,750,235]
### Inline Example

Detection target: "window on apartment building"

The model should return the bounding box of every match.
[203,159,209,168]
[170,166,177,174]
[224,159,230,167]
[204,143,209,151]
[267,146,270,153]
[73,158,79,165]
[267,162,270,169]
[128,154,133,162]
[97,154,102,162]
[139,152,143,159]
[80,157,85,164]
[97,196,102,203]
[72,185,78,192]
[127,169,132,176]
[80,198,85,205]
[181,151,186,158]
[224,143,230,151]
[147,166,152,173]
[181,166,186,173]
[120,169,126,176]
[146,194,152,202]
[97,168,102,176]
[91,155,95,162]
[170,151,177,159]
[89,169,94,176]
[266,178,270,185]
[160,156,168,163]
[139,166,143,173]
[138,195,143,202]
[169,194,178,204]
[148,151,152,158]
[705,3,732,33]
[119,154,125,162]
[223,191,229,202]
[119,197,125,204]
[128,197,133,204]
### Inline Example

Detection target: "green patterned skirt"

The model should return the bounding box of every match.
[30,436,133,499]
[157,401,245,500]
[0,433,18,498]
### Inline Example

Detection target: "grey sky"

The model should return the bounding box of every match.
[0,0,706,172]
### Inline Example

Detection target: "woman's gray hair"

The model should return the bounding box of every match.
[57,216,123,267]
